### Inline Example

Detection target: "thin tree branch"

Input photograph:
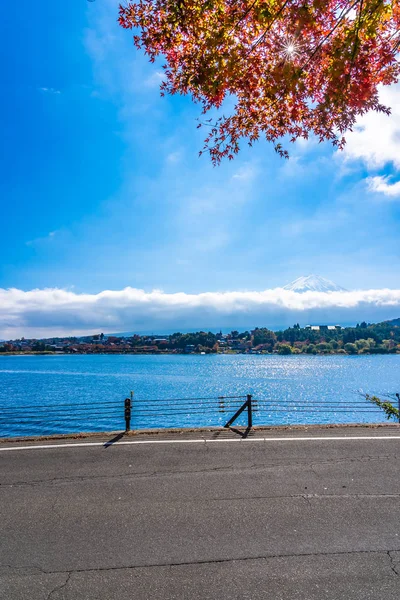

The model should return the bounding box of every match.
[229,0,259,35]
[345,0,365,87]
[246,0,291,55]
[303,0,362,68]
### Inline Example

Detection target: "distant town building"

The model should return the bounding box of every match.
[184,345,196,354]
[305,325,342,331]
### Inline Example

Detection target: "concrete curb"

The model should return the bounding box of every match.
[1,421,398,444]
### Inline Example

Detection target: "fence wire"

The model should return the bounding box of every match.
[0,393,395,438]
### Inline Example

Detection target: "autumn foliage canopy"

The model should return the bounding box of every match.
[119,0,400,163]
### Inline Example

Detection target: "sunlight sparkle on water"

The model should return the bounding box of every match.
[0,354,396,436]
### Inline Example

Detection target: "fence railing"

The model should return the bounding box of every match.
[0,392,399,438]
[0,399,125,438]
[124,394,253,431]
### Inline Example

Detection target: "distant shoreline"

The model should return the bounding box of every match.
[2,319,399,357]
[1,350,399,357]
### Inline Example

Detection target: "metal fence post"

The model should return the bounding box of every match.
[224,395,251,429]
[247,394,253,429]
[396,393,400,424]
[124,397,132,432]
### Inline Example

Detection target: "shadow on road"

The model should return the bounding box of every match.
[229,426,252,439]
[210,426,253,439]
[103,432,125,448]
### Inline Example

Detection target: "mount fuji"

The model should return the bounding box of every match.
[283,275,347,293]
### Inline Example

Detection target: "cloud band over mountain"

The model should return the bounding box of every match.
[1,286,400,338]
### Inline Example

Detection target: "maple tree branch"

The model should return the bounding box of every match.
[303,0,362,68]
[351,0,365,58]
[387,28,400,52]
[196,118,218,128]
[229,0,259,35]
[249,2,365,140]
[246,0,291,55]
[347,0,386,62]
[345,0,365,87]
[246,0,362,64]
[263,1,364,119]
[387,27,400,42]
[237,0,386,145]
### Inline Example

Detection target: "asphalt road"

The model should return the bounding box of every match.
[1,427,400,599]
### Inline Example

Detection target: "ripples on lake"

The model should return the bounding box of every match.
[0,354,398,437]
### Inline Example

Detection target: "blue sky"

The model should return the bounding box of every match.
[1,1,400,336]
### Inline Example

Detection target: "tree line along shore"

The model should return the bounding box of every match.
[1,319,400,356]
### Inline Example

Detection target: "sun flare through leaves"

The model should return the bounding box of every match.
[279,35,302,60]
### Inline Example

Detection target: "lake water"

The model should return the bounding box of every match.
[0,354,399,437]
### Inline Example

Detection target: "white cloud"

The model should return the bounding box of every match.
[144,70,164,88]
[368,176,400,199]
[343,83,400,170]
[1,286,400,338]
[166,151,182,164]
[283,209,349,236]
[232,163,257,181]
[39,87,61,95]
[26,231,60,247]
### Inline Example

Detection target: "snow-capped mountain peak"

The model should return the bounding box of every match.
[283,275,347,293]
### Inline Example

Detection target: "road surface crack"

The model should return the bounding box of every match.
[47,572,71,600]
[10,548,398,577]
[2,454,399,488]
[388,551,400,577]
[0,465,237,488]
